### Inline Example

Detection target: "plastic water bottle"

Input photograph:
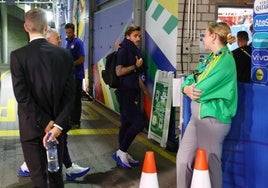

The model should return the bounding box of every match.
[46,133,59,172]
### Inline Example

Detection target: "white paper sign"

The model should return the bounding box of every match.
[172,78,182,107]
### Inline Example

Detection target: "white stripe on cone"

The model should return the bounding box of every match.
[190,169,211,188]
[139,172,159,188]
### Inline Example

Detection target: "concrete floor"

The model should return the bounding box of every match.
[0,70,177,188]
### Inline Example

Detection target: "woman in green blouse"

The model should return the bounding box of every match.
[176,22,237,188]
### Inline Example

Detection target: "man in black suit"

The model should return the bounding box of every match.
[10,8,75,188]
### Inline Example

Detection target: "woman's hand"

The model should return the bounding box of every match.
[184,84,202,100]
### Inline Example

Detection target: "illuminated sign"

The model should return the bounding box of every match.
[254,0,268,14]
[252,49,268,66]
[252,32,268,48]
[252,66,268,83]
[254,14,268,31]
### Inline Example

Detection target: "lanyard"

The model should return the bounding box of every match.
[240,48,251,58]
[196,53,223,83]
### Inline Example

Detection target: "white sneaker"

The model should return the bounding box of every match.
[66,163,90,180]
[115,149,131,169]
[18,162,30,177]
[127,153,140,166]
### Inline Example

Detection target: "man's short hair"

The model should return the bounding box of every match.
[124,25,141,37]
[237,31,249,41]
[65,23,75,30]
[25,8,47,33]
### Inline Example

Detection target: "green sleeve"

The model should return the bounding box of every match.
[181,61,206,94]
[181,74,195,94]
[195,55,236,102]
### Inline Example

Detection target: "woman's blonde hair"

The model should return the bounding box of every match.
[208,22,236,45]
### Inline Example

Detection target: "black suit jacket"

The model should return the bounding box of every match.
[232,45,252,83]
[10,38,75,142]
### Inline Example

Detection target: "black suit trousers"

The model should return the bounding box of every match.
[22,135,64,188]
[70,79,82,125]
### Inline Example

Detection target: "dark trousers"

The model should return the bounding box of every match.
[22,135,64,188]
[115,88,144,152]
[62,132,72,168]
[70,79,82,125]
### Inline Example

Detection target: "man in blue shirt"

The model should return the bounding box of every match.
[65,23,85,129]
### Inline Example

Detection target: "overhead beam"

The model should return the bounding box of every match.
[0,0,53,4]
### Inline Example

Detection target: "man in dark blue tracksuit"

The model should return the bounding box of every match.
[112,25,146,168]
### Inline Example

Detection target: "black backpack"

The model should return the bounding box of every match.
[102,51,120,88]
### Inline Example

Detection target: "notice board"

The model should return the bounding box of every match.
[148,70,174,148]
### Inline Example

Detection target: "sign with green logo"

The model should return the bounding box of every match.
[148,70,174,148]
[150,82,168,137]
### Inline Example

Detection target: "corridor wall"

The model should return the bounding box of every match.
[182,83,268,187]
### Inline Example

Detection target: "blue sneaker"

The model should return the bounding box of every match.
[127,153,140,167]
[66,163,90,181]
[112,150,131,169]
[18,167,30,177]
[18,162,30,177]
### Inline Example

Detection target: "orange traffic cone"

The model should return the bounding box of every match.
[190,148,211,188]
[139,151,159,188]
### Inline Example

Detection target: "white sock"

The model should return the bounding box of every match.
[116,149,131,167]
[21,162,29,172]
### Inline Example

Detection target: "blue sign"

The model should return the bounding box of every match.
[253,0,268,85]
[252,49,268,66]
[254,14,268,31]
[252,32,268,48]
[251,66,268,84]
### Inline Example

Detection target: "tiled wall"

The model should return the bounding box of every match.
[177,0,253,74]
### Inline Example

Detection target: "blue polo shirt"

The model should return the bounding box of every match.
[65,37,85,79]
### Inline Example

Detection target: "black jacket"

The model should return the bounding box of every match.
[10,38,75,142]
[117,38,146,89]
[232,45,252,83]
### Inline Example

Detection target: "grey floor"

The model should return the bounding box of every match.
[0,70,177,188]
